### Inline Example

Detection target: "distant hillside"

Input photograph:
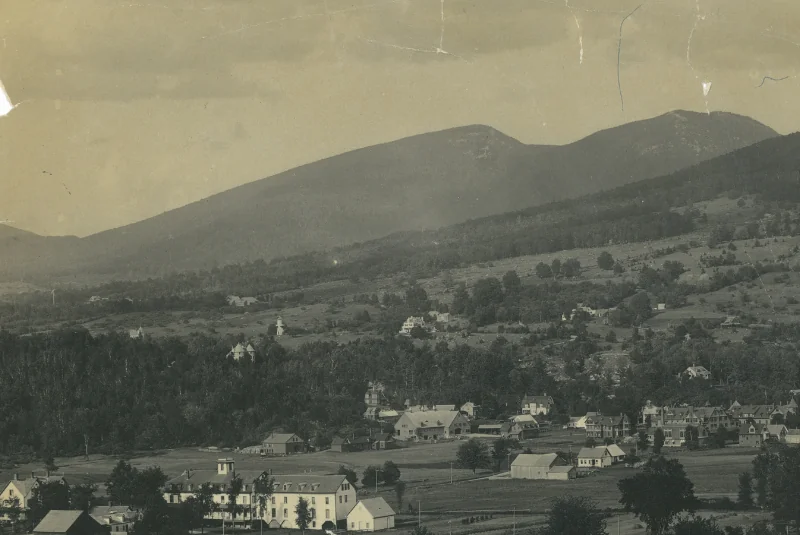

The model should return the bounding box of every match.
[0,110,778,282]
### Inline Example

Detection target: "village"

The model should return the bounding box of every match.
[2,375,797,535]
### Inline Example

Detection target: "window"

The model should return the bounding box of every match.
[313,522,317,528]
[272,508,276,518]
[339,496,342,503]
[351,523,355,528]
[367,523,370,529]
[284,497,288,504]
[271,497,276,505]
[312,497,315,505]
[311,509,316,519]
[326,510,330,519]
[325,497,330,505]
[284,509,288,517]
[345,495,348,503]
[220,496,226,503]
[242,495,249,504]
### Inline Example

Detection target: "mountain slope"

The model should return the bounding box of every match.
[0,110,779,281]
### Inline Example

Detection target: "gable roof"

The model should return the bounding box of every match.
[767,425,788,435]
[355,497,396,518]
[164,469,266,488]
[265,432,302,444]
[270,475,346,494]
[522,395,554,406]
[547,465,575,474]
[606,444,626,457]
[2,476,67,500]
[578,447,610,459]
[511,453,559,468]
[33,510,90,533]
[399,410,464,429]
[740,422,767,435]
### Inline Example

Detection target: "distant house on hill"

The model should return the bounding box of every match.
[399,316,428,335]
[128,327,144,339]
[33,510,106,535]
[460,401,482,419]
[276,317,285,337]
[427,311,451,324]
[683,365,711,380]
[262,432,307,455]
[227,295,259,307]
[330,436,371,453]
[364,381,386,407]
[227,342,256,360]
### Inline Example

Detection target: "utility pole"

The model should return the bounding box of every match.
[418,501,421,526]
[513,507,516,535]
[617,514,620,535]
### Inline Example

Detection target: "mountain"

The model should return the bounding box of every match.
[0,110,778,282]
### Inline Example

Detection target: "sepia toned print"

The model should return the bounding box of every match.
[2,1,800,534]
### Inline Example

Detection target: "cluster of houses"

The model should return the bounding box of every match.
[226,295,260,307]
[0,473,140,533]
[398,311,454,336]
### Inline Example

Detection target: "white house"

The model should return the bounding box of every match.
[460,402,481,418]
[511,414,538,425]
[683,365,711,380]
[521,394,554,416]
[0,473,68,520]
[577,447,613,468]
[276,317,285,337]
[227,342,256,361]
[89,505,140,533]
[128,327,144,339]
[605,443,627,464]
[346,497,396,532]
[394,410,470,441]
[265,475,356,530]
[428,311,451,324]
[399,316,427,335]
[568,415,588,429]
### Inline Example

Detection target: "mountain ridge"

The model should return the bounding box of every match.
[0,109,779,282]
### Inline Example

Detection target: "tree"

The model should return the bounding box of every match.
[653,428,665,455]
[451,283,471,314]
[456,439,491,474]
[472,278,504,307]
[684,425,700,450]
[226,475,244,533]
[536,262,553,279]
[752,445,800,530]
[562,258,582,279]
[618,456,697,535]
[585,437,597,448]
[362,466,383,487]
[43,455,58,474]
[491,438,512,471]
[28,481,69,526]
[106,460,138,506]
[394,481,406,511]
[551,259,562,279]
[502,271,522,294]
[68,483,97,512]
[539,496,607,535]
[636,431,649,453]
[598,251,615,270]
[192,483,217,535]
[337,466,358,487]
[738,472,754,509]
[410,527,435,535]
[382,461,401,485]
[672,516,725,535]
[295,497,312,535]
[409,325,429,340]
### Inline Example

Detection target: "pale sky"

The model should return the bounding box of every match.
[1,0,799,237]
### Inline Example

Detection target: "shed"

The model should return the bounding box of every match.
[606,443,627,463]
[546,466,577,480]
[347,497,396,532]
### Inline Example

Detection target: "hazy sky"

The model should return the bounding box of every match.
[2,0,800,237]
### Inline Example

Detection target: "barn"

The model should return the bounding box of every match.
[510,453,567,480]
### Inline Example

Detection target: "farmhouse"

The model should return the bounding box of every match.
[364,381,386,407]
[399,316,427,335]
[266,475,355,530]
[502,422,540,441]
[227,295,259,307]
[585,414,631,439]
[0,473,69,519]
[32,510,106,535]
[738,423,769,448]
[785,429,800,445]
[394,410,470,441]
[370,433,395,450]
[128,327,144,339]
[89,505,140,533]
[568,415,587,429]
[577,447,612,468]
[330,436,372,453]
[460,401,481,418]
[347,497,396,532]
[163,459,267,526]
[510,453,568,480]
[521,394,554,415]
[262,433,307,455]
[766,424,788,442]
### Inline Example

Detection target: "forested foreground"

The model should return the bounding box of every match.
[4,318,800,461]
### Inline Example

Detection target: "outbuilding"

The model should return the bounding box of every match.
[347,497,396,532]
[510,453,567,480]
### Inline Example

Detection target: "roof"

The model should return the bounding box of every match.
[399,410,464,429]
[3,476,66,499]
[270,475,347,494]
[511,414,538,424]
[33,510,86,533]
[89,506,135,517]
[606,444,626,457]
[511,453,559,468]
[586,414,628,426]
[578,447,610,459]
[767,425,788,435]
[354,497,396,518]
[164,469,266,488]
[548,466,575,473]
[740,423,767,435]
[523,395,554,405]
[265,432,302,444]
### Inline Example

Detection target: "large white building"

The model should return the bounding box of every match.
[162,460,356,530]
[394,410,470,441]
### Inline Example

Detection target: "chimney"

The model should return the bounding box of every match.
[13,473,18,481]
[31,472,35,479]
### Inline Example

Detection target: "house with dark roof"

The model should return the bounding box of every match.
[347,497,396,532]
[330,436,371,453]
[394,410,470,441]
[0,473,69,520]
[585,414,631,439]
[370,433,395,450]
[266,475,355,530]
[89,505,140,533]
[738,423,769,448]
[32,510,106,535]
[162,459,267,527]
[521,394,555,416]
[262,432,307,455]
